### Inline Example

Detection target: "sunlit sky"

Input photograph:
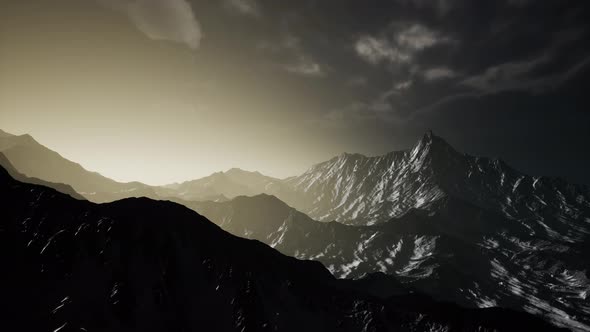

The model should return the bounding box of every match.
[1,0,589,185]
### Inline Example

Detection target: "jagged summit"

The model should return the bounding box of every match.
[280,129,590,232]
[410,130,458,157]
[313,131,457,172]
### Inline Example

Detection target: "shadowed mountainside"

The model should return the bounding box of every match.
[188,194,590,331]
[0,151,84,200]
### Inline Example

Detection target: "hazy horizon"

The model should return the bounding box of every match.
[2,0,589,185]
[0,127,432,185]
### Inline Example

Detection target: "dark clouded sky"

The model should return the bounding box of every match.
[1,0,589,185]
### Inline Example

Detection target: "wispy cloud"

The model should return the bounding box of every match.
[259,35,324,77]
[285,57,324,77]
[395,80,413,90]
[423,67,457,81]
[355,36,411,65]
[355,24,450,66]
[97,0,202,50]
[461,53,552,93]
[396,24,441,50]
[224,0,261,17]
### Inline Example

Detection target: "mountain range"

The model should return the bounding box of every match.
[1,128,589,331]
[1,164,566,331]
[174,133,590,331]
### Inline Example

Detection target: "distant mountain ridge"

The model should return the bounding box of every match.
[0,130,158,202]
[0,152,84,200]
[5,128,587,231]
[165,168,286,201]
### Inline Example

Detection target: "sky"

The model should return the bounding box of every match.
[1,0,589,185]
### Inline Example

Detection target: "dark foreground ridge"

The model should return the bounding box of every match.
[0,165,565,331]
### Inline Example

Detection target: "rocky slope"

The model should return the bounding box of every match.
[189,194,590,331]
[281,131,590,229]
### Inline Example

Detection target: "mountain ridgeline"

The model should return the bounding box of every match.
[2,128,589,331]
[0,165,566,332]
[0,130,158,202]
[178,132,590,331]
[163,131,590,235]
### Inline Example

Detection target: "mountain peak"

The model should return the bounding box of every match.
[225,167,260,176]
[419,130,445,146]
[411,130,456,157]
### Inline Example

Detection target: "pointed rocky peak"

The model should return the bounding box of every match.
[410,130,458,159]
[418,130,452,149]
